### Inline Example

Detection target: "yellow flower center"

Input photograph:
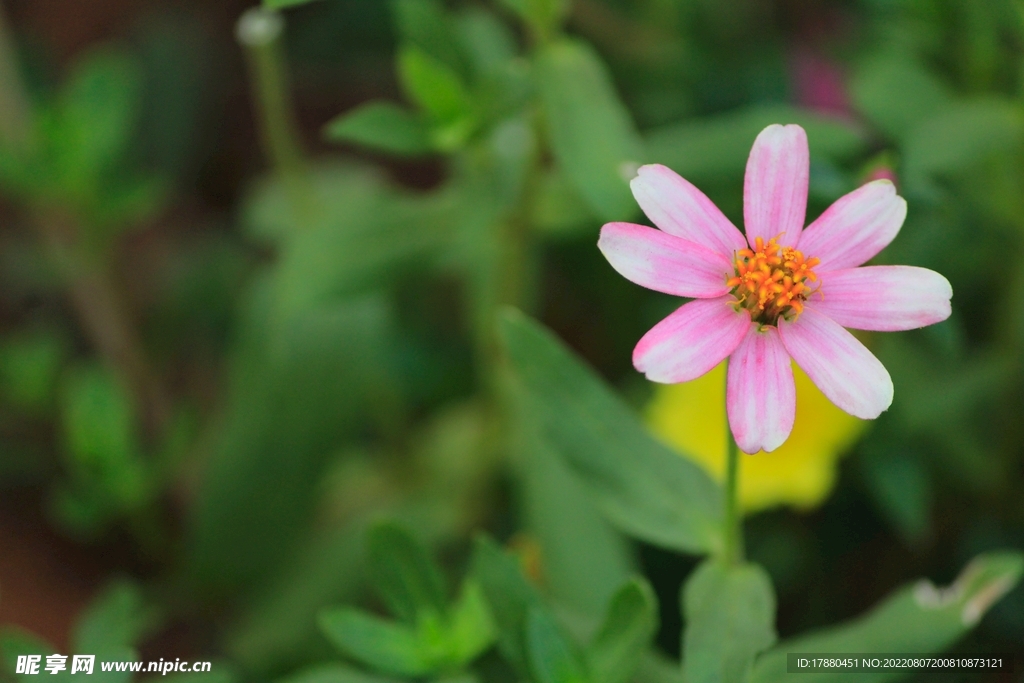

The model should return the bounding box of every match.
[726,236,820,325]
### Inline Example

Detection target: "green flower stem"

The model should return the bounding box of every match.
[722,362,743,565]
[237,8,318,224]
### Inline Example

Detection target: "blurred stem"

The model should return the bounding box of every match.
[0,1,28,148]
[722,361,743,565]
[237,7,318,225]
[0,3,169,440]
[35,211,171,438]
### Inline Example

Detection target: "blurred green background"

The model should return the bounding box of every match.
[0,0,1021,681]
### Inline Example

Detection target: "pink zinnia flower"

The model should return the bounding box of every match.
[598,124,952,454]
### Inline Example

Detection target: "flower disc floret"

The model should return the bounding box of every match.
[727,236,820,325]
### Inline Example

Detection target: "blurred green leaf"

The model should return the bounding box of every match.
[0,628,67,683]
[447,580,498,664]
[515,414,636,618]
[470,535,544,672]
[1,627,135,683]
[526,607,588,683]
[59,48,143,178]
[682,560,777,683]
[56,364,152,532]
[851,51,951,141]
[60,365,139,478]
[902,98,1024,180]
[188,294,399,593]
[535,39,644,221]
[0,330,65,412]
[585,579,658,683]
[241,163,458,312]
[750,551,1024,683]
[499,310,723,555]
[325,101,432,156]
[455,7,518,80]
[367,521,448,624]
[397,46,472,123]
[499,0,570,38]
[73,580,160,652]
[390,0,468,78]
[319,608,432,677]
[646,105,867,185]
[227,519,366,671]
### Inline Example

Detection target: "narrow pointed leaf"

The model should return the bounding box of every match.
[585,579,659,683]
[499,310,723,555]
[318,608,432,677]
[366,521,448,624]
[535,39,644,221]
[325,102,431,156]
[526,607,589,683]
[470,535,543,672]
[750,551,1024,683]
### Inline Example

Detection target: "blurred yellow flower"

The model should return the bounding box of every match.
[646,361,865,513]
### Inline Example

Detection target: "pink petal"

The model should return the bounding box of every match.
[778,307,893,419]
[634,297,750,384]
[598,222,732,298]
[726,326,795,454]
[630,164,747,258]
[796,180,907,271]
[809,266,952,331]
[743,124,809,248]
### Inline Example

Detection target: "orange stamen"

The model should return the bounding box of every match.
[727,237,819,325]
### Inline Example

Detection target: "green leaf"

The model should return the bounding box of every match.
[188,295,399,593]
[448,580,498,664]
[526,607,589,683]
[498,310,723,555]
[0,330,65,412]
[278,664,402,683]
[0,628,66,683]
[455,8,518,80]
[850,51,951,141]
[470,535,544,672]
[240,163,457,311]
[59,48,143,176]
[535,39,644,221]
[73,580,160,652]
[226,519,366,672]
[367,521,448,624]
[645,105,867,185]
[390,0,468,78]
[750,551,1024,683]
[319,608,433,677]
[585,579,658,683]
[511,375,635,619]
[901,98,1024,180]
[324,101,431,156]
[397,46,474,127]
[57,364,152,526]
[499,0,570,38]
[682,560,777,683]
